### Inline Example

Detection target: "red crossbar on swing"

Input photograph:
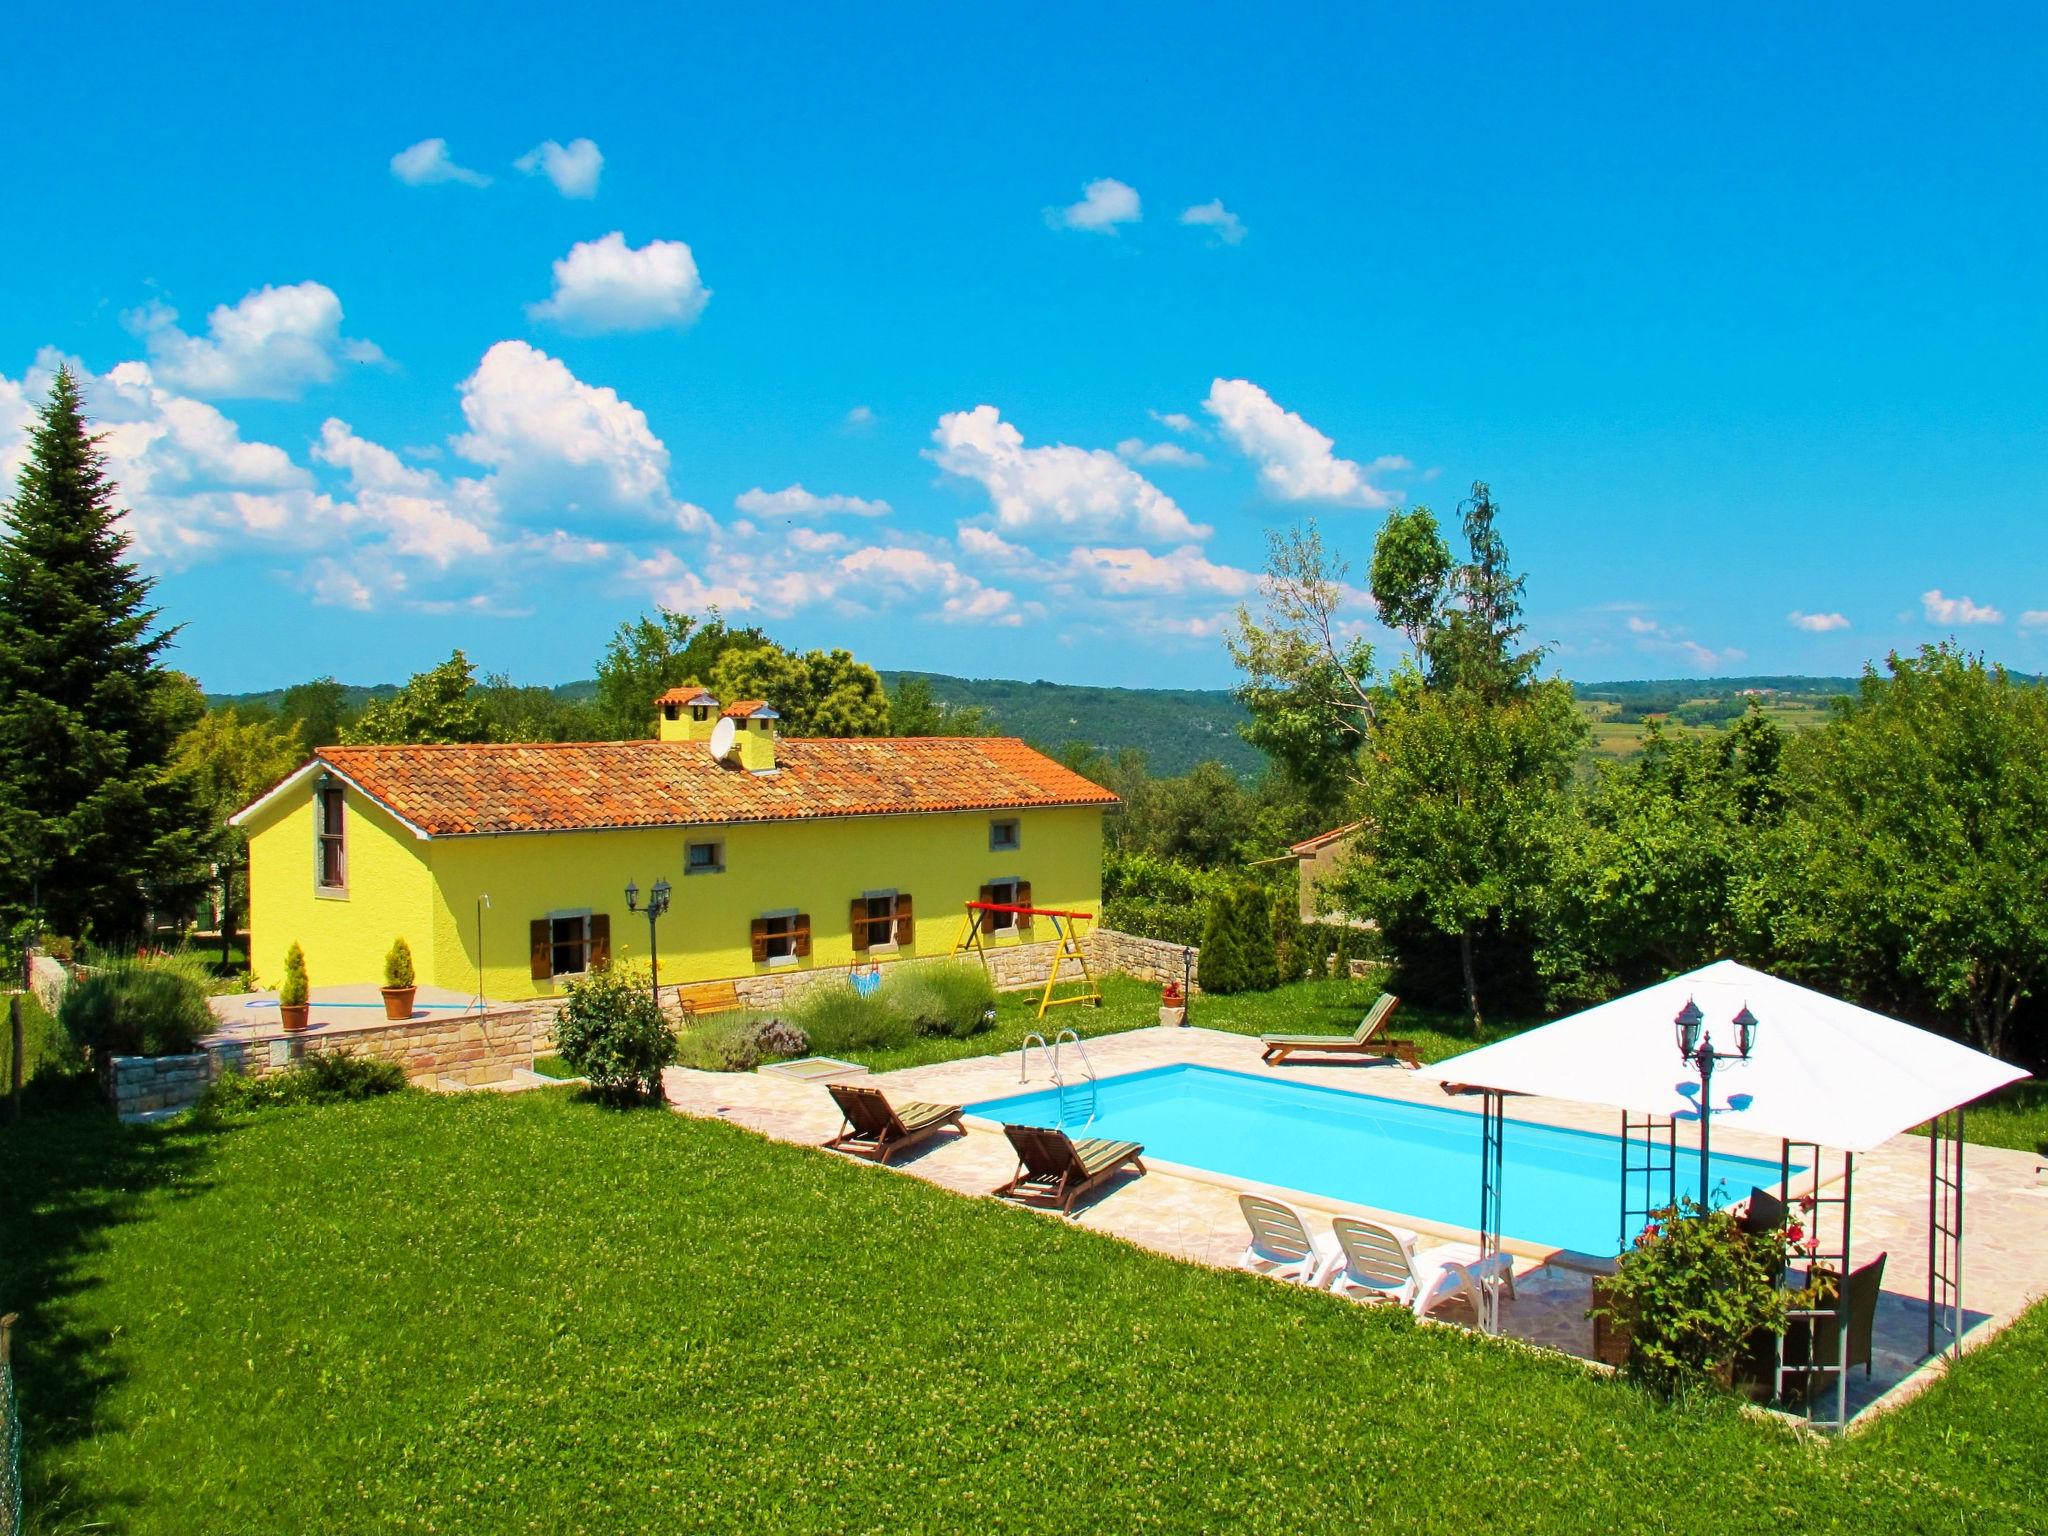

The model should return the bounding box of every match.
[952,901,1103,1019]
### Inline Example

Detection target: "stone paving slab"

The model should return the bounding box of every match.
[661,1024,2048,1422]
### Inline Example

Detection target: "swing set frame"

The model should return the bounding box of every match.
[951,901,1103,1020]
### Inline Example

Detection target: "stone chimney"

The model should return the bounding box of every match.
[655,684,721,743]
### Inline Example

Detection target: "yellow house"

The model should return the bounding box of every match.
[230,689,1118,1000]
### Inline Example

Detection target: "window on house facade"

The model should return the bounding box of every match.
[749,911,811,965]
[316,783,347,892]
[850,890,913,952]
[989,818,1021,852]
[980,878,1032,935]
[686,839,725,875]
[529,912,611,980]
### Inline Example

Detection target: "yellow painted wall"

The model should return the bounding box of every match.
[422,804,1105,1000]
[243,781,438,993]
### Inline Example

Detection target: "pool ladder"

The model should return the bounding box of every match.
[1018,1028,1097,1130]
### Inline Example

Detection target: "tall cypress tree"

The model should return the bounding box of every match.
[0,366,207,942]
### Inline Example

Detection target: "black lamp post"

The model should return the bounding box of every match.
[1181,946,1195,1026]
[1674,997,1759,1204]
[625,876,672,1010]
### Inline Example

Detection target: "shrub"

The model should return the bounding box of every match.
[203,1051,409,1111]
[279,943,310,1007]
[1588,1199,1818,1396]
[1237,887,1279,992]
[384,937,416,989]
[881,960,997,1039]
[59,954,216,1058]
[553,961,677,1104]
[676,1012,812,1072]
[1197,892,1245,994]
[791,983,914,1055]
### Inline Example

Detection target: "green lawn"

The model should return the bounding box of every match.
[0,990,72,1094]
[1910,1079,2048,1157]
[2,1085,2042,1533]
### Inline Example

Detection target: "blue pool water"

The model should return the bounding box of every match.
[967,1064,1795,1257]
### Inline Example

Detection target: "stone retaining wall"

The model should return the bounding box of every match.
[1089,929,1200,991]
[103,1051,211,1120]
[103,1003,548,1120]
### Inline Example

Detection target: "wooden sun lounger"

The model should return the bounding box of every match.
[1260,992,1416,1066]
[995,1124,1146,1216]
[823,1084,965,1164]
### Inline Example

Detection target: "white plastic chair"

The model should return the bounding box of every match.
[1319,1216,1515,1322]
[1236,1193,1338,1284]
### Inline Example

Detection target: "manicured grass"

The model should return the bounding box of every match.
[0,990,73,1093]
[529,1053,581,1080]
[2,1086,2042,1533]
[1909,1079,2048,1157]
[839,972,1517,1076]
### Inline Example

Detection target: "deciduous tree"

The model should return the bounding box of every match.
[340,650,491,745]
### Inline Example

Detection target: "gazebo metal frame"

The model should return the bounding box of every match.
[1458,1088,1975,1431]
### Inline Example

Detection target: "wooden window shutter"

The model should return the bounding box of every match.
[849,898,871,952]
[978,883,996,918]
[1015,882,1033,931]
[750,918,769,963]
[794,914,812,958]
[529,919,551,980]
[893,893,914,947]
[588,914,611,970]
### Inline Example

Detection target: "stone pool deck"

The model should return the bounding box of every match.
[661,1024,2048,1425]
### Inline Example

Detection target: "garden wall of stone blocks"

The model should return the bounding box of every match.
[103,1004,549,1120]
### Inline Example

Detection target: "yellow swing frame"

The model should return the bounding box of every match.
[950,900,1103,1020]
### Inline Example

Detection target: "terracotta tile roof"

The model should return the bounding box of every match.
[310,737,1119,837]
[1288,820,1366,857]
[720,699,774,718]
[655,685,717,706]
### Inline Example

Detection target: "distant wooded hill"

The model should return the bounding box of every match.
[209,671,2006,777]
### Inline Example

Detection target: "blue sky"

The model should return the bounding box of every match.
[4,3,2045,692]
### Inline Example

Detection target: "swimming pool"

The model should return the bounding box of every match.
[967,1064,1794,1257]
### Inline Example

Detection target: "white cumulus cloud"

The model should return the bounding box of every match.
[1180,199,1246,245]
[389,138,491,188]
[928,404,1206,544]
[1922,588,2003,626]
[1203,379,1403,506]
[1048,177,1140,233]
[734,484,891,518]
[1788,610,1850,632]
[529,232,710,334]
[1115,437,1207,469]
[454,339,710,529]
[125,283,382,400]
[2021,610,2048,630]
[515,138,604,198]
[1065,544,1255,598]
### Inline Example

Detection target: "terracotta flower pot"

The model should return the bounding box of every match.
[279,1002,310,1033]
[381,985,417,1021]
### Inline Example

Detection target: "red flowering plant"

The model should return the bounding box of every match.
[1589,1198,1823,1396]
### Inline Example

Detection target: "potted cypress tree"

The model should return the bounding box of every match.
[382,937,418,1020]
[279,942,311,1032]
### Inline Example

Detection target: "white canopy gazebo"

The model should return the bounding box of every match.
[1421,960,2029,1426]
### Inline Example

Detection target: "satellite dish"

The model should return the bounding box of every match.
[708,716,738,762]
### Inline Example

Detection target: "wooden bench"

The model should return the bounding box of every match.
[670,980,744,1020]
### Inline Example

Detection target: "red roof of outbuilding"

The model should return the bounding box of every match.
[286,736,1118,837]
